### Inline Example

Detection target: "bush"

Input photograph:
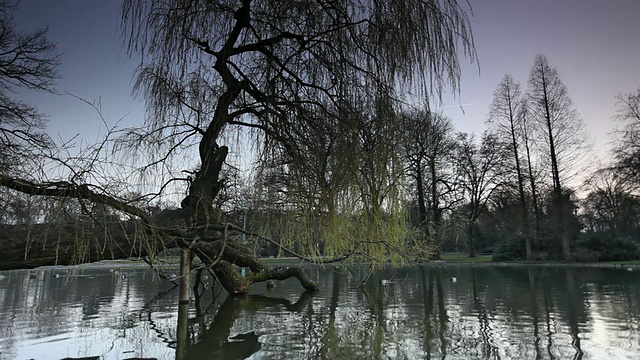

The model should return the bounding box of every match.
[574,232,640,262]
[492,236,527,261]
[570,247,601,262]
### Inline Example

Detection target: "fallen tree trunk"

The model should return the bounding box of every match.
[210,260,319,294]
[0,139,320,293]
[0,221,158,270]
[0,210,319,294]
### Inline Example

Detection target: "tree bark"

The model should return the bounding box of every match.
[0,221,159,270]
[522,114,543,253]
[467,222,476,258]
[0,211,319,294]
[429,158,443,260]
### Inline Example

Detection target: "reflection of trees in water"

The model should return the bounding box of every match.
[2,265,639,359]
[527,267,542,359]
[581,268,640,324]
[565,268,584,359]
[418,265,449,359]
[320,270,341,358]
[464,266,588,359]
[185,291,314,359]
[0,270,128,337]
[179,265,640,359]
[0,269,182,358]
[570,268,640,355]
[471,266,495,358]
[412,265,637,359]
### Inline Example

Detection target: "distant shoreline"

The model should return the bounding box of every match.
[8,255,640,271]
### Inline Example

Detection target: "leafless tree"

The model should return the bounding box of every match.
[527,54,588,260]
[487,74,535,259]
[0,0,59,177]
[453,131,509,257]
[520,107,544,248]
[613,87,640,186]
[402,108,458,258]
[582,168,640,234]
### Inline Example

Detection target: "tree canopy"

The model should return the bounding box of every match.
[0,0,477,291]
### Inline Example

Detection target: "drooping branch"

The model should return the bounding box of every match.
[0,175,153,223]
[0,220,158,270]
[0,0,479,294]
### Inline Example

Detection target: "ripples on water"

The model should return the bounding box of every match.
[0,264,639,359]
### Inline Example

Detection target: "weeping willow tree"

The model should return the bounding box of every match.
[1,0,475,293]
[254,85,422,266]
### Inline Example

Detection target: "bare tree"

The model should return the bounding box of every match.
[487,74,535,259]
[402,108,432,232]
[582,168,640,235]
[453,131,509,257]
[402,108,458,258]
[0,0,59,176]
[527,54,588,260]
[521,107,544,249]
[613,87,640,186]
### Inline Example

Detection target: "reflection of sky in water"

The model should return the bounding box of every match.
[0,265,639,359]
[0,269,178,359]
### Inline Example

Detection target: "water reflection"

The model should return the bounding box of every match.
[0,265,639,359]
[187,291,314,359]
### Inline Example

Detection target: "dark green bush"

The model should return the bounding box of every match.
[570,247,601,262]
[574,232,640,262]
[492,232,640,262]
[492,236,527,261]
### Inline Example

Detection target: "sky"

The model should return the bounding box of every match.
[14,0,640,159]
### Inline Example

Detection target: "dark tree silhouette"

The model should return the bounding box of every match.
[527,54,587,261]
[613,87,640,185]
[487,74,534,259]
[402,109,458,259]
[453,131,508,257]
[0,0,59,176]
[0,0,475,292]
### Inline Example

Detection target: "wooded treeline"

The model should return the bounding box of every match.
[1,0,638,289]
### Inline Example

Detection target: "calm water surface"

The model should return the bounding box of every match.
[0,264,639,359]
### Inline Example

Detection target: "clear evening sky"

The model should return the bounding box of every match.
[14,0,640,159]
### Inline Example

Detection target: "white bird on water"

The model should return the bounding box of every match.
[449,276,457,283]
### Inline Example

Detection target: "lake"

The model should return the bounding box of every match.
[0,263,639,359]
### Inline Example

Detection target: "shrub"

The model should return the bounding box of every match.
[492,236,526,261]
[574,232,640,262]
[570,247,601,262]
